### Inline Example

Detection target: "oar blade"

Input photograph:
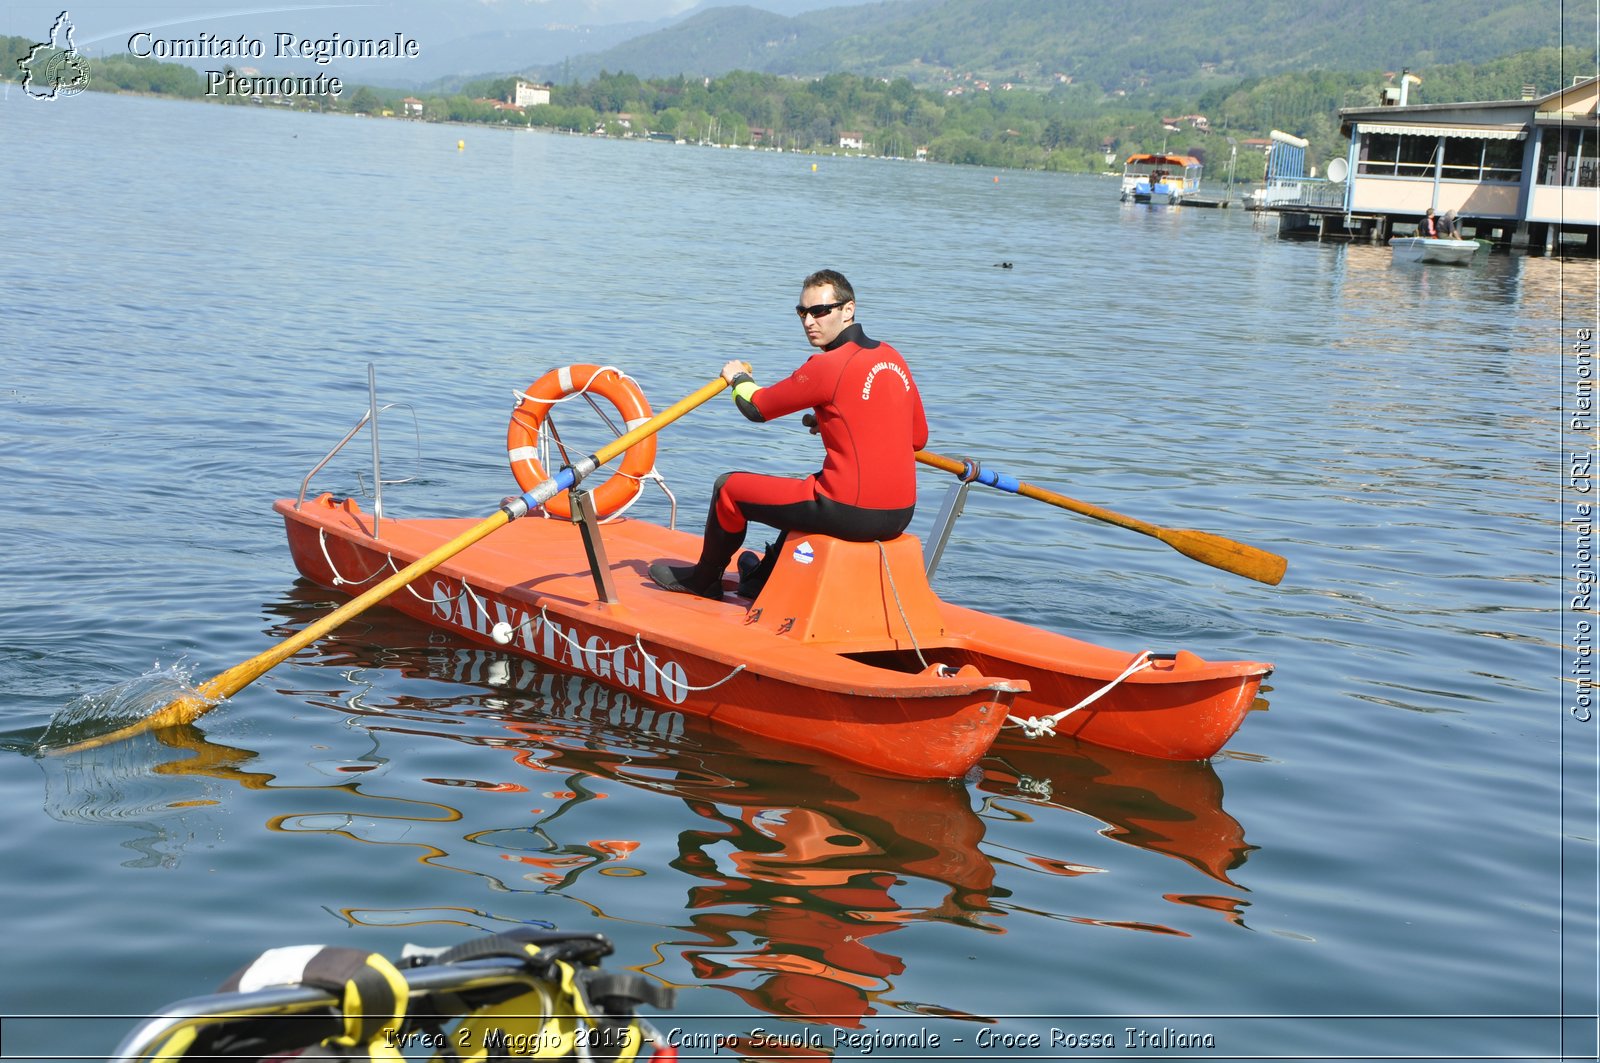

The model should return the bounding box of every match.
[916,449,1286,586]
[1157,527,1287,586]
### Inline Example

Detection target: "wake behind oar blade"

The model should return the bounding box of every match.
[40,666,206,754]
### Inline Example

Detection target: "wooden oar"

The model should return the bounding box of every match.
[915,449,1287,586]
[55,376,731,754]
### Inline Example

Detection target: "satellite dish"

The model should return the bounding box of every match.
[1327,157,1349,182]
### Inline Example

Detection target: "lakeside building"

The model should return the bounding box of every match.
[1299,75,1600,253]
[512,81,552,108]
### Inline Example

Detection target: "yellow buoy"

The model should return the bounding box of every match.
[457,140,465,151]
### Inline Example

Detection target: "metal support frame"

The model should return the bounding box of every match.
[569,487,619,604]
[294,364,420,537]
[367,364,384,535]
[923,480,972,580]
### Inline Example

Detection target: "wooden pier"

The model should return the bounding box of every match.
[1247,203,1593,256]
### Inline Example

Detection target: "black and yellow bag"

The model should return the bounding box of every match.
[115,929,676,1063]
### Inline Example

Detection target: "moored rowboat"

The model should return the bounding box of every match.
[1390,236,1478,265]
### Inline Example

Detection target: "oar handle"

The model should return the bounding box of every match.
[915,449,1286,586]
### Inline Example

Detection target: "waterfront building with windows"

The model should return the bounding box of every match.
[1330,75,1600,253]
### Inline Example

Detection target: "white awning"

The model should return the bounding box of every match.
[1357,122,1525,140]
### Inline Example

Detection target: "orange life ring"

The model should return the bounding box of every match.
[506,364,656,520]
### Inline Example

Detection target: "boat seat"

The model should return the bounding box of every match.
[745,533,946,647]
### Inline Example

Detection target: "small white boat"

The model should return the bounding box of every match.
[1390,236,1478,265]
[1119,153,1203,205]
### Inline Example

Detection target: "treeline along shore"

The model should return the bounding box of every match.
[2,34,1585,178]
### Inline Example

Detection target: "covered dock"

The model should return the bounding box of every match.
[1252,76,1600,255]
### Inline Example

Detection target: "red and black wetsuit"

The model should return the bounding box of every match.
[682,323,928,589]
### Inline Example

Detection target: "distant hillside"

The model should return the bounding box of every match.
[537,0,1575,90]
[553,5,845,81]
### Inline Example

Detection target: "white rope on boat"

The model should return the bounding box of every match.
[511,606,745,693]
[877,540,931,671]
[394,565,481,608]
[315,529,483,608]
[1007,650,1157,739]
[510,364,638,407]
[318,528,390,587]
[632,633,745,692]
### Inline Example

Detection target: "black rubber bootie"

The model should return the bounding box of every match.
[649,562,724,601]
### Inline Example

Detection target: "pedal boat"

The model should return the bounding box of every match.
[276,489,1271,779]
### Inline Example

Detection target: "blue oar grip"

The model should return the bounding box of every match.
[953,451,1017,493]
[977,466,1020,494]
[508,467,576,516]
[956,457,1019,494]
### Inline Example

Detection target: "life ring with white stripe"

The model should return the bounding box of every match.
[506,364,656,520]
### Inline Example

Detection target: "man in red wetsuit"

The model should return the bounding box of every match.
[650,269,928,600]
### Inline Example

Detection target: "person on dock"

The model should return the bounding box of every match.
[1420,208,1439,238]
[649,269,928,601]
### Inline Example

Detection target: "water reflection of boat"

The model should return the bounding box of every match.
[979,731,1255,887]
[136,600,1254,1026]
[628,733,995,1028]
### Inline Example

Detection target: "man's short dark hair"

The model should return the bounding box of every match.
[802,269,855,304]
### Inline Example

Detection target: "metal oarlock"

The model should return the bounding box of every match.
[569,486,619,604]
[924,479,973,580]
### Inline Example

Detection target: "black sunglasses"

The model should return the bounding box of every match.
[795,300,846,320]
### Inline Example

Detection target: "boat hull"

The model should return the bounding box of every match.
[277,495,1015,779]
[1390,236,1478,265]
[275,494,1271,774]
[838,607,1268,761]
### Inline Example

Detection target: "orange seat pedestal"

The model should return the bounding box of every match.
[746,534,946,647]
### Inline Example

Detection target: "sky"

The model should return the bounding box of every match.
[2,0,844,82]
[1,0,812,43]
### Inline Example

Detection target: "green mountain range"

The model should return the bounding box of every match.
[2,0,1585,182]
[537,0,1575,92]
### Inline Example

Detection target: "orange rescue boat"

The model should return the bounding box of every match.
[279,501,1269,778]
[274,365,1272,779]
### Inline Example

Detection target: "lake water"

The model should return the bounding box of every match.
[2,91,1595,1061]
